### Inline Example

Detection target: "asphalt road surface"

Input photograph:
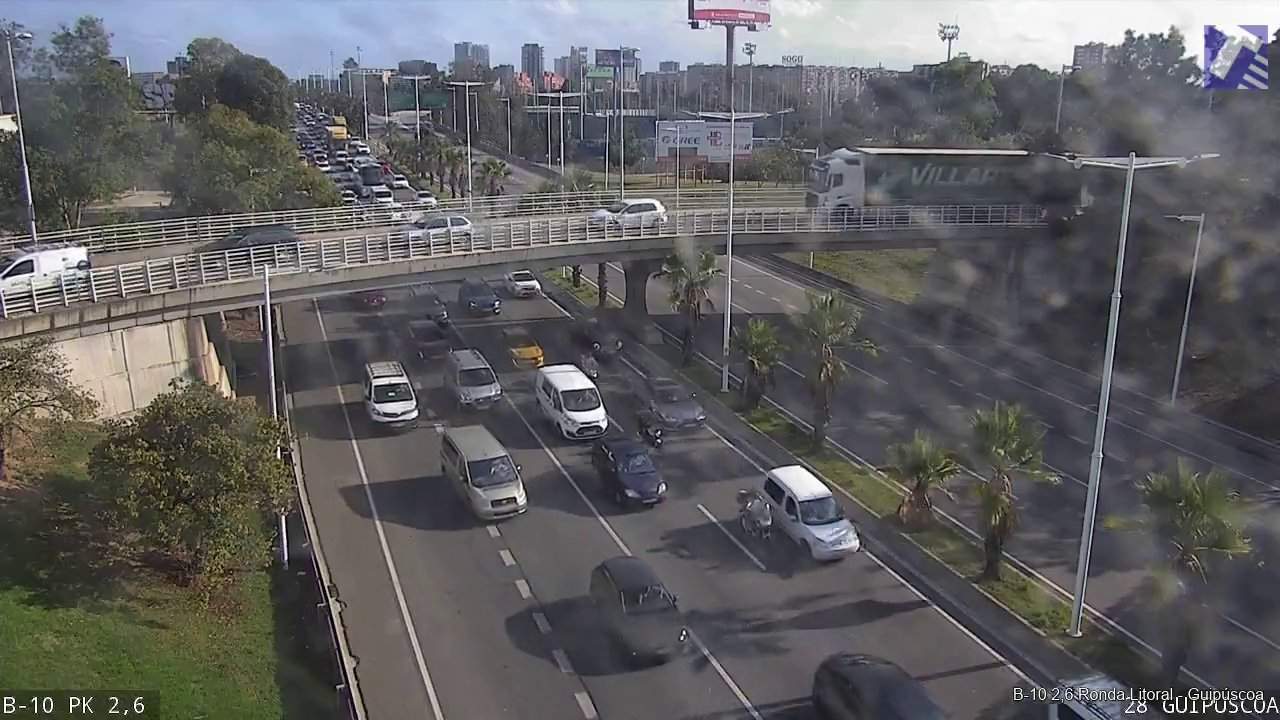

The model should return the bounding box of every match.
[281,279,1037,720]
[592,254,1280,691]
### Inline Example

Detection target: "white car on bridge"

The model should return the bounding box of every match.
[589,199,668,230]
[407,215,473,243]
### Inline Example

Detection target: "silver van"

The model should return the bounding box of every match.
[441,425,527,520]
[444,348,503,410]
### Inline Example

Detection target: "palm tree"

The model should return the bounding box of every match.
[797,292,874,446]
[477,158,513,196]
[1106,459,1250,686]
[429,141,451,193]
[656,251,722,367]
[596,264,609,309]
[969,402,1057,581]
[730,317,783,410]
[444,147,468,198]
[884,432,962,528]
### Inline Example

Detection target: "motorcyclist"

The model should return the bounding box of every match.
[578,351,599,379]
[738,489,772,537]
[637,408,663,447]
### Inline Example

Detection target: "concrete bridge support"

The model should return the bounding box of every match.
[620,258,664,343]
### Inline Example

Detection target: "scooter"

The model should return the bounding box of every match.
[637,411,663,449]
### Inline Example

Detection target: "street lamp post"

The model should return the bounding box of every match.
[401,74,431,145]
[538,91,582,178]
[659,123,683,211]
[499,97,512,155]
[5,30,36,242]
[1054,64,1080,136]
[617,46,637,199]
[447,80,485,210]
[1166,213,1207,405]
[700,110,766,393]
[1051,152,1219,638]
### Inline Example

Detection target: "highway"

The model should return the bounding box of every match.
[590,254,1280,690]
[281,278,1037,719]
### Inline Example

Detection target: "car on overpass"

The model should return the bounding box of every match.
[212,224,300,250]
[407,215,473,244]
[589,198,669,230]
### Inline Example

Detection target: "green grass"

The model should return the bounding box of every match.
[542,268,621,309]
[0,423,331,719]
[780,249,935,304]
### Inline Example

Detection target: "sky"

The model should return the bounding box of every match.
[5,0,1278,76]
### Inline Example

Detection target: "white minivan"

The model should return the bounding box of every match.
[363,361,419,431]
[535,364,608,440]
[760,465,861,561]
[0,243,91,294]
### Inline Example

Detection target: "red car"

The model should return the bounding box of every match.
[355,290,386,308]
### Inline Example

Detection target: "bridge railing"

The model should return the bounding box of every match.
[0,204,1043,319]
[3,188,806,255]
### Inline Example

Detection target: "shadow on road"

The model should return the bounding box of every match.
[337,474,477,532]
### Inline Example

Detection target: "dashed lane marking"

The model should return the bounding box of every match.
[499,549,516,567]
[515,579,532,600]
[486,525,501,539]
[552,648,575,674]
[532,612,552,635]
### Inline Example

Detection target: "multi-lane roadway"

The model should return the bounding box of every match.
[281,278,1040,719]
[584,253,1280,691]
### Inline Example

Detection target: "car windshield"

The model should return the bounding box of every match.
[464,285,494,300]
[619,452,655,474]
[467,456,518,488]
[800,497,844,526]
[459,368,497,387]
[372,382,412,404]
[653,384,687,403]
[622,586,677,615]
[604,201,629,213]
[562,388,601,412]
[511,271,534,282]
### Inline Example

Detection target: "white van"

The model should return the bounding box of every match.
[760,465,861,561]
[0,243,91,293]
[371,186,395,205]
[441,425,527,520]
[535,364,608,440]
[363,361,419,430]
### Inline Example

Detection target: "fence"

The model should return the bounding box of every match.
[0,204,1045,319]
[4,188,806,256]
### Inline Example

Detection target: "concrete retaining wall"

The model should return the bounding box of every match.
[58,315,234,418]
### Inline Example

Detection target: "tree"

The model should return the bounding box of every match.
[607,128,642,168]
[0,16,143,231]
[0,19,34,111]
[1105,459,1250,686]
[342,56,359,70]
[174,37,243,117]
[969,402,1057,581]
[885,432,962,528]
[596,264,609,309]
[657,250,722,366]
[476,157,513,195]
[443,146,469,197]
[214,54,291,129]
[730,317,783,410]
[798,292,874,446]
[91,381,293,588]
[165,104,339,213]
[0,338,97,482]
[429,141,452,193]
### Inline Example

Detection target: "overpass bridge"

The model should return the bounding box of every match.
[0,204,1046,341]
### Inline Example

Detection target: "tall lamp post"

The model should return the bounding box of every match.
[499,97,512,155]
[447,80,485,210]
[4,29,36,243]
[1165,213,1207,405]
[400,74,432,145]
[700,110,766,393]
[1050,152,1219,638]
[537,91,582,178]
[1054,64,1080,135]
[743,42,756,112]
[617,46,638,198]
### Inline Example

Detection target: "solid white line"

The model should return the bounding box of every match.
[515,579,532,600]
[532,611,552,635]
[1068,435,1089,446]
[925,367,939,376]
[846,360,889,385]
[313,300,446,720]
[574,692,599,720]
[695,503,768,572]
[784,303,799,312]
[687,629,764,720]
[551,648,575,674]
[486,525,501,539]
[949,379,964,388]
[741,282,753,289]
[499,549,516,567]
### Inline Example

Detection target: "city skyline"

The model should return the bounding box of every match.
[7,0,1277,78]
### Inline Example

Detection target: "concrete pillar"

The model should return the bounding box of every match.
[620,258,663,343]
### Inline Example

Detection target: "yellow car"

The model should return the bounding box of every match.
[503,327,544,368]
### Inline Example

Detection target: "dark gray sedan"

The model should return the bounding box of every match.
[637,376,706,429]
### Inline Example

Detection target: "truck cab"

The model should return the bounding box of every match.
[805,148,867,210]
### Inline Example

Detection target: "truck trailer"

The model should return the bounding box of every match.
[804,147,1090,212]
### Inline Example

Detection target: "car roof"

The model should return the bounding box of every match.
[599,556,662,592]
[448,348,492,370]
[767,465,830,501]
[600,438,647,456]
[443,425,507,460]
[539,364,596,391]
[366,361,408,381]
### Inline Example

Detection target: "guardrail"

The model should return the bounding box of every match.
[3,188,806,256]
[0,204,1044,319]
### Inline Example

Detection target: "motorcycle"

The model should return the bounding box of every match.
[736,489,773,541]
[578,353,600,380]
[637,410,663,449]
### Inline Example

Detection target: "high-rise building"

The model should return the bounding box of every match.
[568,46,588,88]
[522,43,545,91]
[453,42,490,79]
[495,64,515,92]
[659,61,680,73]
[554,56,569,78]
[398,59,437,77]
[166,55,191,77]
[1072,42,1109,68]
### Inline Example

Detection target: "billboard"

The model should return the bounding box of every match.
[656,120,753,163]
[585,65,614,79]
[689,0,771,27]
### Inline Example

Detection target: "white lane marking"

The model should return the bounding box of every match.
[1068,435,1089,446]
[515,578,533,600]
[977,391,993,402]
[574,692,599,720]
[552,648,575,674]
[499,549,516,567]
[313,299,446,720]
[687,629,765,720]
[532,611,552,635]
[741,282,753,290]
[1108,447,1128,463]
[753,288,766,295]
[1223,613,1280,653]
[487,525,501,539]
[695,503,768,572]
[770,295,782,302]
[949,379,964,389]
[902,356,914,364]
[925,367,939,376]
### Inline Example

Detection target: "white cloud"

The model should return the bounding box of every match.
[778,26,792,40]
[544,0,579,16]
[773,0,824,19]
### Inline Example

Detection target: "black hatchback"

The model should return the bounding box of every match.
[591,438,667,507]
[589,557,688,668]
[572,317,623,359]
[812,653,946,720]
[458,280,501,315]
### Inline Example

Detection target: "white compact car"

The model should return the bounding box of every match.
[363,361,419,431]
[589,198,669,230]
[503,270,542,298]
[391,174,411,189]
[407,215,473,241]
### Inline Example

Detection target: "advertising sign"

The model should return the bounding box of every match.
[656,120,753,163]
[595,49,621,68]
[139,78,176,111]
[689,0,771,27]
